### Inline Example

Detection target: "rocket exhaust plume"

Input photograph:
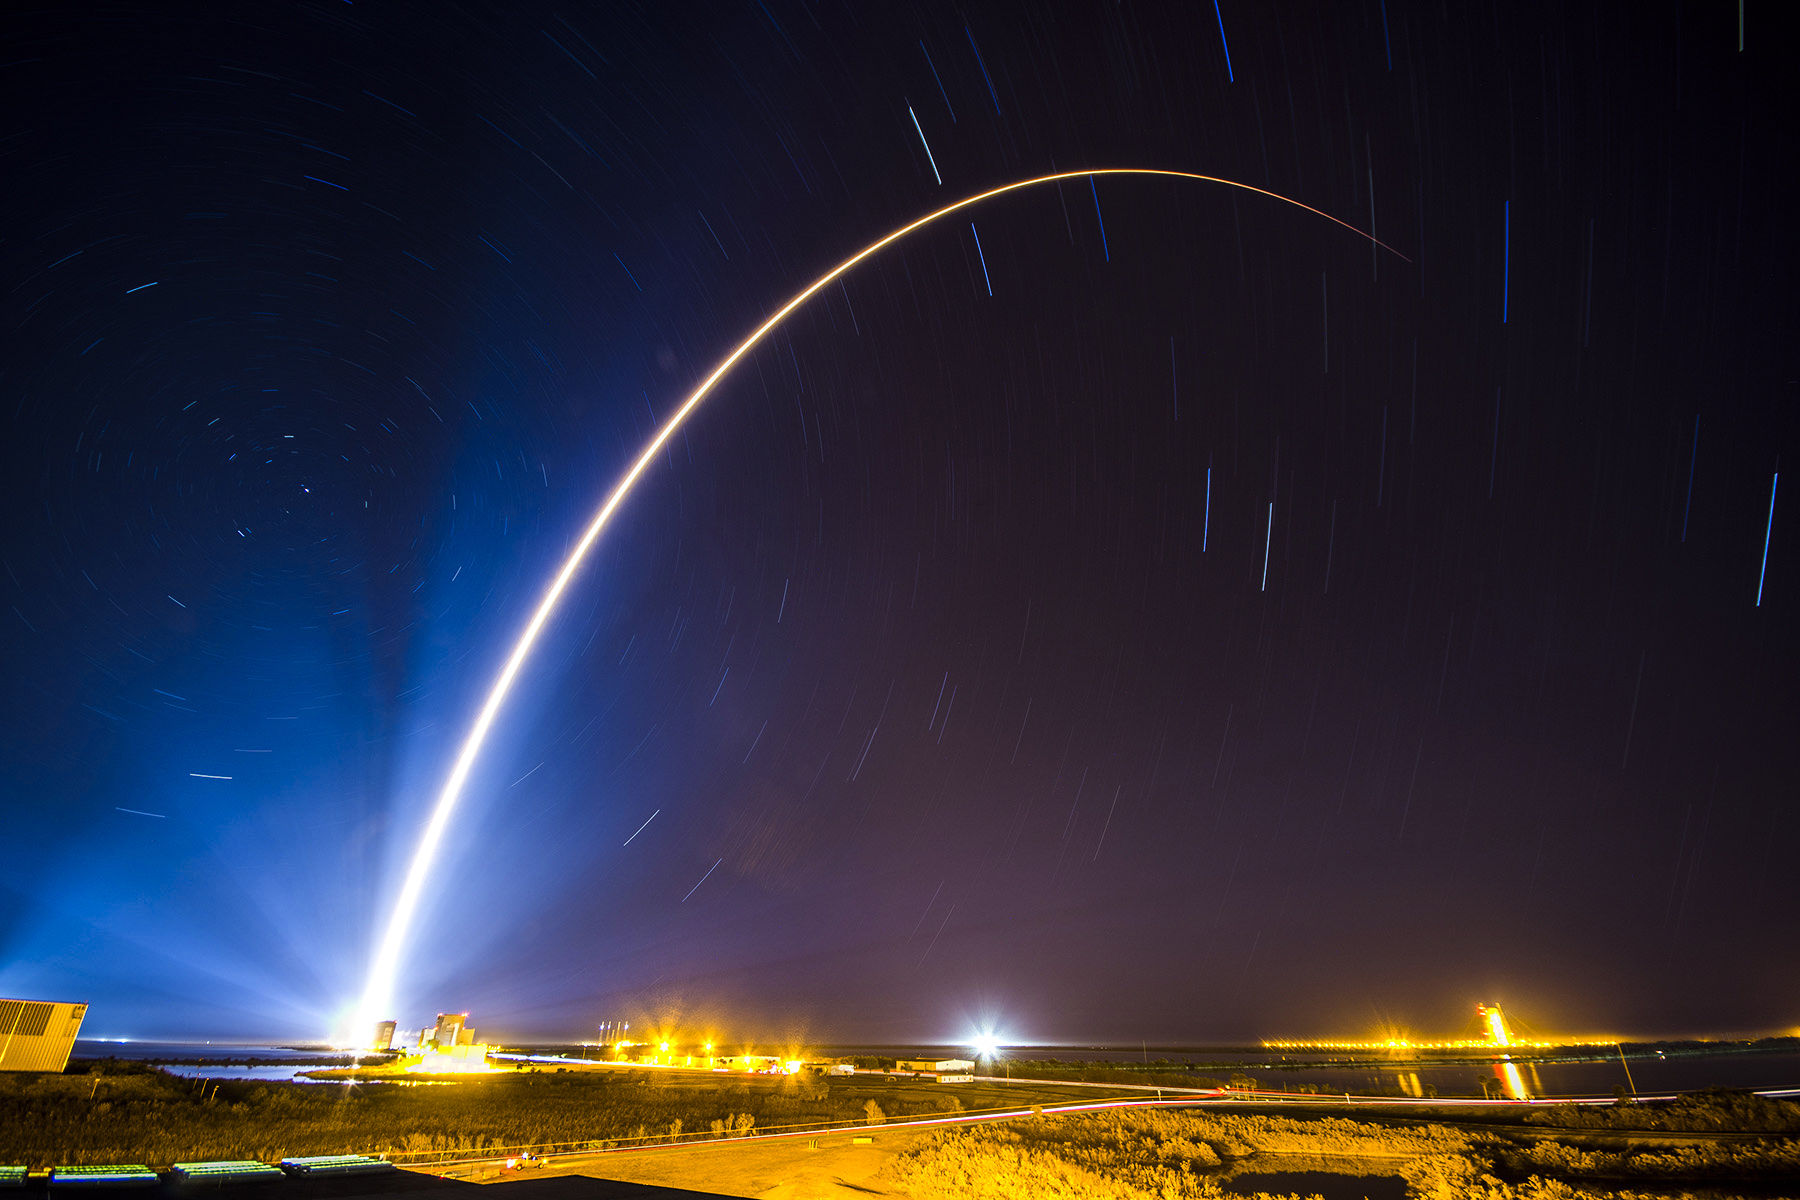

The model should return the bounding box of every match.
[349,169,1406,1033]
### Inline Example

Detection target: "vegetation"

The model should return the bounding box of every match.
[1496,1136,1800,1185]
[886,1110,1408,1199]
[1398,1153,1773,1200]
[885,1105,1797,1200]
[886,1121,1277,1200]
[1522,1089,1800,1134]
[12,1060,1796,1199]
[0,1061,1112,1168]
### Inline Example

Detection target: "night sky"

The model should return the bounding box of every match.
[2,2,1794,1048]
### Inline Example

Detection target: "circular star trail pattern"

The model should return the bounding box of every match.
[1,1,1794,1044]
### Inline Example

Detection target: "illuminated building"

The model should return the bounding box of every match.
[0,998,87,1073]
[412,1042,490,1073]
[898,1058,975,1082]
[371,1020,397,1051]
[405,1011,491,1072]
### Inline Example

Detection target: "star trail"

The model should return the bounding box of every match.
[0,0,1794,1047]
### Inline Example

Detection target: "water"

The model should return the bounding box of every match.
[72,1040,1800,1099]
[72,1040,358,1083]
[73,1040,336,1061]
[1190,1048,1800,1100]
[1224,1170,1405,1200]
[163,1064,345,1083]
[820,1044,1800,1100]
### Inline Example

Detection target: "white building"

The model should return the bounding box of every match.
[897,1057,974,1082]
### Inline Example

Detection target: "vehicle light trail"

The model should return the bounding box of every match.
[350,168,1407,1037]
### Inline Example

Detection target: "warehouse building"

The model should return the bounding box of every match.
[0,998,87,1073]
[896,1057,974,1082]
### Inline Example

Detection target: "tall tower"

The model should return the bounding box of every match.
[1476,1003,1513,1047]
[433,1012,468,1047]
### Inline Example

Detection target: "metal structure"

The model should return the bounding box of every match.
[1476,1003,1514,1047]
[0,997,87,1073]
[431,1012,468,1047]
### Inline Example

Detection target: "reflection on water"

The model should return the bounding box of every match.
[1244,1048,1799,1099]
[1381,1061,1536,1100]
[160,1065,441,1086]
[1224,1170,1405,1200]
[1492,1058,1541,1101]
[162,1064,325,1083]
[1390,1057,1542,1100]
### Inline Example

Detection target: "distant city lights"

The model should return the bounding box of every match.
[1263,1003,1625,1053]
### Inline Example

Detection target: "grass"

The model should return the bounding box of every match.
[0,1060,1137,1169]
[883,1103,1800,1200]
[11,1061,1796,1199]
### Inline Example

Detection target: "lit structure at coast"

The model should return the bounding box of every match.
[403,1011,494,1073]
[1262,1036,1562,1051]
[1263,1004,1609,1052]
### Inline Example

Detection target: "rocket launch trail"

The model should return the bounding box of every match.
[350,168,1406,1036]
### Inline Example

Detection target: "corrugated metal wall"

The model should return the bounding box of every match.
[0,999,87,1072]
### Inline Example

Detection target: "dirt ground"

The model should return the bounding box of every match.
[463,1130,931,1199]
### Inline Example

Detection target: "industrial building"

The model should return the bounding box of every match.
[897,1057,974,1082]
[370,1020,397,1051]
[415,1012,476,1050]
[0,998,87,1072]
[407,1011,490,1072]
[413,1042,490,1072]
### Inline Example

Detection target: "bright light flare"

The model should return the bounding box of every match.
[970,1030,1002,1059]
[1478,1003,1514,1047]
[352,169,1405,1033]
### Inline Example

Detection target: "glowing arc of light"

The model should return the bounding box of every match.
[351,168,1406,1035]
